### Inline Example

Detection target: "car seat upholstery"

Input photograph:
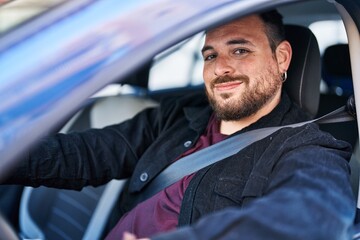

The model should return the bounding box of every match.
[283,25,321,118]
[18,24,322,240]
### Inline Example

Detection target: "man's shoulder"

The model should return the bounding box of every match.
[277,123,352,154]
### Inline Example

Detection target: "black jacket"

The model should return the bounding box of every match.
[8,92,356,239]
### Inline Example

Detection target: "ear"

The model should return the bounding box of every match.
[275,40,292,73]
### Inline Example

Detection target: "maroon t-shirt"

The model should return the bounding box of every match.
[106,114,227,239]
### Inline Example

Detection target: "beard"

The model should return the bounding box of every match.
[206,68,282,121]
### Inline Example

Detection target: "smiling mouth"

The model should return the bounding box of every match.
[214,81,243,91]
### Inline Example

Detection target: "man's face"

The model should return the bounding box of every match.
[202,15,283,121]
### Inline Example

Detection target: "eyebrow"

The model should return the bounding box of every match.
[201,39,254,54]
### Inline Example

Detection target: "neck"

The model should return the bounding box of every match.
[220,92,282,135]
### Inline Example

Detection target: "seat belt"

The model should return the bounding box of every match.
[142,96,357,200]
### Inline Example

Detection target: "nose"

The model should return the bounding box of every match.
[214,56,234,76]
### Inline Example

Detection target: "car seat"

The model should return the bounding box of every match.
[316,43,359,197]
[322,44,353,97]
[317,44,357,146]
[18,24,323,239]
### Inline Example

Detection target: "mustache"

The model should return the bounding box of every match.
[211,75,250,88]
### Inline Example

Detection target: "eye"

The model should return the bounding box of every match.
[203,53,217,61]
[234,48,250,55]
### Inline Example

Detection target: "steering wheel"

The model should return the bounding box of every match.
[0,212,19,240]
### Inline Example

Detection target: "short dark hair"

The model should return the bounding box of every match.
[259,10,285,53]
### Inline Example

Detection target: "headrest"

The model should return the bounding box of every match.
[322,44,353,96]
[283,25,321,118]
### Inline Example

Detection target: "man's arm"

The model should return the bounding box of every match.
[3,107,159,190]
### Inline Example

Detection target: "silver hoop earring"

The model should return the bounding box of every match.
[282,71,287,83]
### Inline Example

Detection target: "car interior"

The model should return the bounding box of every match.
[19,23,325,240]
[0,0,359,239]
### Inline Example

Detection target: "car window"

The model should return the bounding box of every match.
[309,20,349,94]
[148,33,204,91]
[309,20,348,54]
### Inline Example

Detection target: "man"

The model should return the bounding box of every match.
[5,10,355,239]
